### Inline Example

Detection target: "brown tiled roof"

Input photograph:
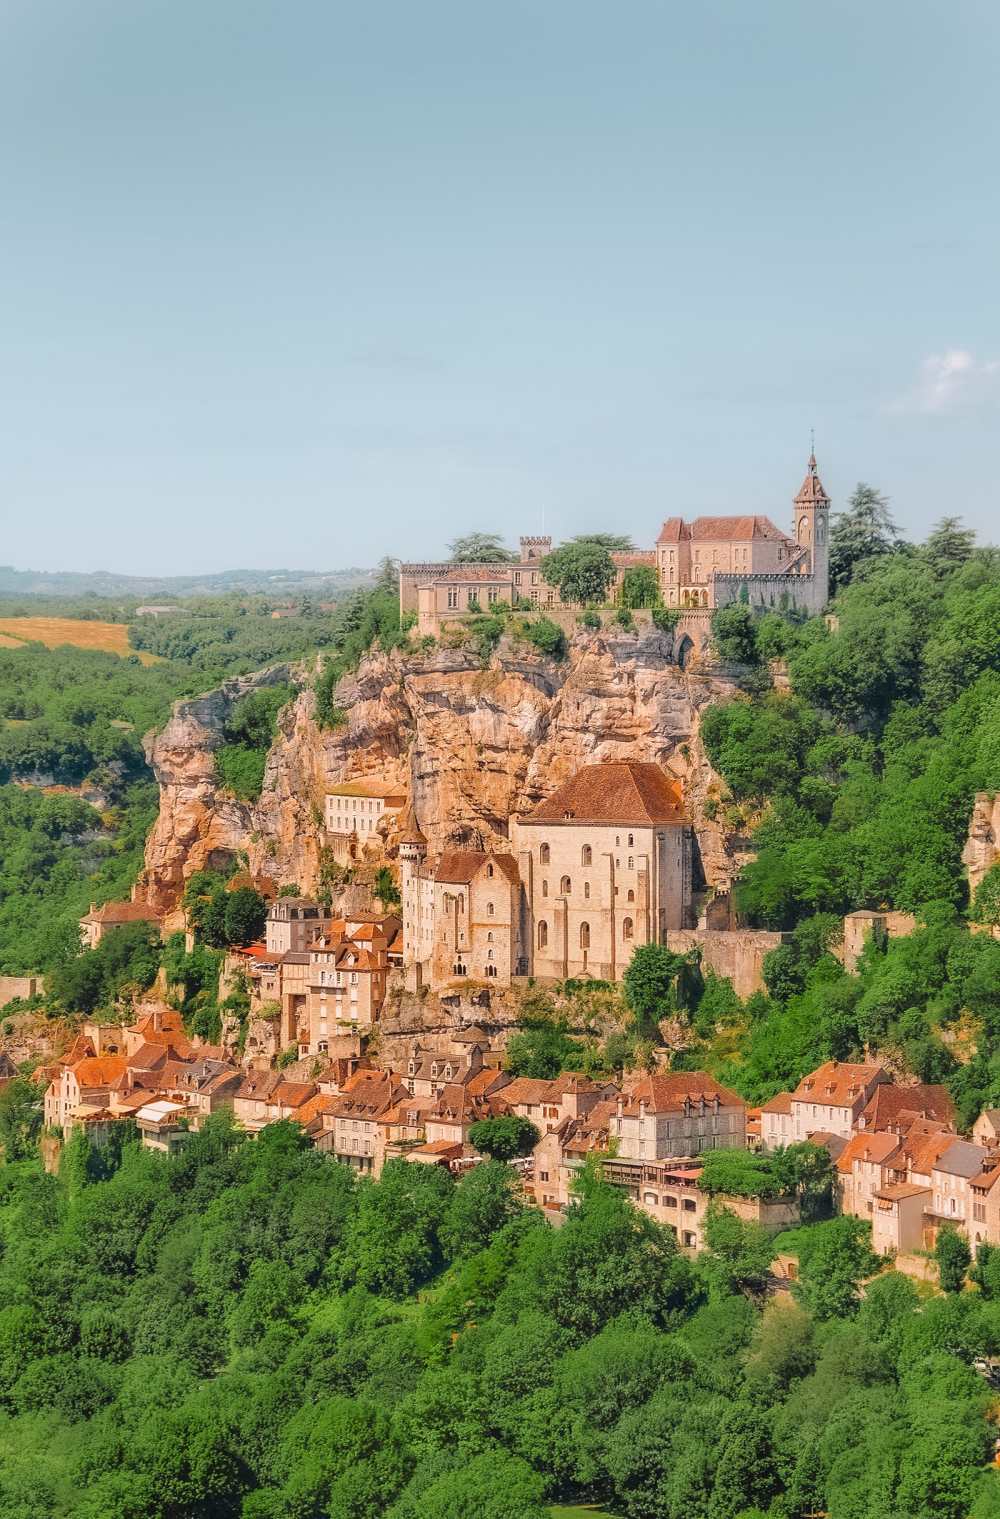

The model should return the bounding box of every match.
[611,550,657,568]
[82,900,160,925]
[901,1123,955,1176]
[526,761,684,826]
[761,1091,793,1114]
[68,1056,128,1086]
[620,1072,743,1116]
[435,851,519,885]
[693,514,792,543]
[860,1082,955,1132]
[835,1131,902,1174]
[270,1081,318,1109]
[875,1183,930,1201]
[792,1061,885,1107]
[657,518,691,544]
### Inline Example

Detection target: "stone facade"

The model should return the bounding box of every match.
[401,455,830,637]
[400,760,693,991]
[841,909,917,973]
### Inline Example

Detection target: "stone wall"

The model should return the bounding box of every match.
[841,910,917,973]
[0,975,41,1008]
[666,927,787,999]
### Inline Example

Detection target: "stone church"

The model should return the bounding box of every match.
[400,759,692,991]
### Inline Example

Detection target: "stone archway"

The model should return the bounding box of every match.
[677,634,694,670]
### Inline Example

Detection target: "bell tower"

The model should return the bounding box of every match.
[793,450,830,609]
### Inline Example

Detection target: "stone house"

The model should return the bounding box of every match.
[855,1081,955,1133]
[931,1139,992,1234]
[324,780,407,859]
[135,1099,191,1155]
[837,1131,905,1219]
[789,1061,888,1142]
[871,1183,930,1255]
[232,1070,284,1133]
[760,1092,794,1152]
[501,1073,617,1134]
[80,897,161,950]
[323,1071,409,1175]
[610,1073,747,1161]
[973,1110,1000,1149]
[45,1055,128,1135]
[265,898,329,955]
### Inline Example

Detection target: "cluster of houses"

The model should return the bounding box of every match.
[34,992,994,1265]
[756,1059,1000,1257]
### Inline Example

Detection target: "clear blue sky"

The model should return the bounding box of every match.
[2,0,998,574]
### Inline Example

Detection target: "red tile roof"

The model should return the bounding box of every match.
[620,1072,744,1115]
[859,1082,955,1132]
[82,900,160,925]
[656,515,794,546]
[435,851,519,885]
[792,1061,885,1108]
[525,761,684,826]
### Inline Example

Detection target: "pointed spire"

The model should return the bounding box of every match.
[795,446,829,505]
[398,802,427,848]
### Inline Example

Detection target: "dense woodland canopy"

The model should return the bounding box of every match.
[693,520,1000,1122]
[1,1125,998,1519]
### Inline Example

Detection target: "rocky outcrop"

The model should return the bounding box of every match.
[140,628,747,918]
[138,666,293,925]
[963,792,1000,900]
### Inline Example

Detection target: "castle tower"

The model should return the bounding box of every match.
[793,451,830,609]
[397,806,428,988]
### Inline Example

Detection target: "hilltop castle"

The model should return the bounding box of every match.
[399,453,830,639]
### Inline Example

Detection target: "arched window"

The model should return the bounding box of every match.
[584,882,591,900]
[537,920,548,949]
[487,931,493,943]
[581,844,592,866]
[628,856,634,870]
[539,843,550,865]
[487,948,494,960]
[486,863,494,878]
[580,922,590,949]
[560,875,571,896]
[627,888,635,903]
[487,902,495,917]
[542,880,548,897]
[622,917,634,940]
[627,834,634,847]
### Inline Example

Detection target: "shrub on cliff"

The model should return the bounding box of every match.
[517,617,567,659]
[213,684,294,801]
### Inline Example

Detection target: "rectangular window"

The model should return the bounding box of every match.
[447,588,458,609]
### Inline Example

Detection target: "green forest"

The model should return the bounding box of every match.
[1,1123,998,1519]
[682,509,1000,1124]
[0,581,400,978]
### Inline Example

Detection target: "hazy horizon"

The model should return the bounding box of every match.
[3,1,999,575]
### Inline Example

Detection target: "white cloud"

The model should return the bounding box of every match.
[889,349,1000,413]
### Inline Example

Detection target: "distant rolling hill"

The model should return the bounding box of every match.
[0,564,374,598]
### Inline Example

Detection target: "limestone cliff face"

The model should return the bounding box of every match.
[140,629,746,917]
[138,666,294,926]
[964,791,1000,899]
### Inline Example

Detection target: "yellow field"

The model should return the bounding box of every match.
[0,617,160,664]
